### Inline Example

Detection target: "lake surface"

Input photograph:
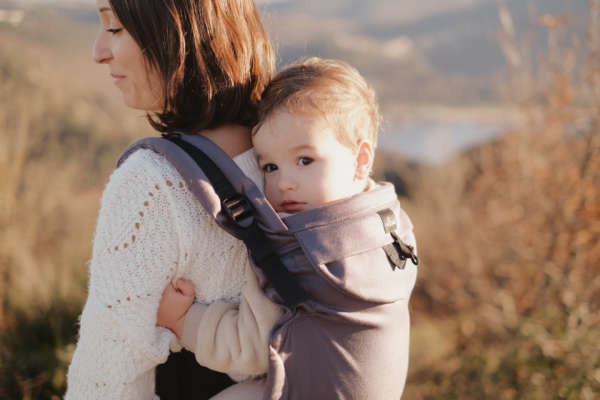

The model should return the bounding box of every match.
[378,120,505,164]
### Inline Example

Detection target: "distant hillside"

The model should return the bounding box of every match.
[262,0,588,75]
[260,0,589,109]
[0,0,590,114]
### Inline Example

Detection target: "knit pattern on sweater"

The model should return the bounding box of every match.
[66,148,263,399]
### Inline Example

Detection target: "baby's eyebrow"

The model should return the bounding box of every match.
[98,7,112,13]
[290,145,315,153]
[255,153,269,165]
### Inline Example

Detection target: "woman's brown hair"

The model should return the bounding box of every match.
[109,0,275,133]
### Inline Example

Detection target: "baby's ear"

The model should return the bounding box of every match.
[354,140,374,180]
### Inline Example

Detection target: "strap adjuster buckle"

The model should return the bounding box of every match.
[391,231,419,266]
[161,132,182,140]
[222,194,254,228]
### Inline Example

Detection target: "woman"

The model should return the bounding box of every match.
[66,0,276,398]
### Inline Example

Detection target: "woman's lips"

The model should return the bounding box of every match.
[280,200,306,213]
[110,73,126,85]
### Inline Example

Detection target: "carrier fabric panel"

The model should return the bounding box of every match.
[262,183,417,400]
[284,183,415,304]
[267,300,411,399]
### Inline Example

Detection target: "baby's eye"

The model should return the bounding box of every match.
[262,163,278,173]
[106,28,123,34]
[298,157,313,166]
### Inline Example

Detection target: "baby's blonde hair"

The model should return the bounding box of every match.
[255,58,380,151]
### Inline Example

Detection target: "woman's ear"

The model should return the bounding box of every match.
[354,140,374,181]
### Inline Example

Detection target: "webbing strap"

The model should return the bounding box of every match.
[162,133,308,309]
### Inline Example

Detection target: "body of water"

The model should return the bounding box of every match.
[379,120,505,164]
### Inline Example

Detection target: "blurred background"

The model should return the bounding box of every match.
[0,0,598,398]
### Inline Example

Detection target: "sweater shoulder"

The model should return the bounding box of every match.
[93,149,206,273]
[110,148,185,189]
[100,147,202,226]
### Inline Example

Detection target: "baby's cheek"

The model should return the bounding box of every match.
[331,177,358,201]
[264,179,278,204]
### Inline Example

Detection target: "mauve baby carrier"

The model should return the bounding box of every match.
[118,133,419,400]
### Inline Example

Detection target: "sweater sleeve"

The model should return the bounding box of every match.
[180,262,283,377]
[66,150,190,399]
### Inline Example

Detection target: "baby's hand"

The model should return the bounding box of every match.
[157,278,195,338]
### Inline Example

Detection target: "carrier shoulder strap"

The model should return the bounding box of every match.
[162,132,308,309]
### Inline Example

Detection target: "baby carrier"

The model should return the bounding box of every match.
[118,133,419,400]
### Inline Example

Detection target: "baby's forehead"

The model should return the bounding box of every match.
[256,103,326,128]
[257,106,344,138]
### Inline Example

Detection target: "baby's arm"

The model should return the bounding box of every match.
[157,279,195,338]
[177,262,283,377]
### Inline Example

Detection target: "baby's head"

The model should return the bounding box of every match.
[253,58,380,213]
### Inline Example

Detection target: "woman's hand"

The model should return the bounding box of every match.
[157,278,195,338]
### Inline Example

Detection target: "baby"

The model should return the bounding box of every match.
[251,59,376,215]
[157,58,402,398]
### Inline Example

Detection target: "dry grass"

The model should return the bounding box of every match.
[399,2,600,398]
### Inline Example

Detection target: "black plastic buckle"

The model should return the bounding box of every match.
[391,231,420,266]
[161,132,182,140]
[403,244,420,266]
[222,194,255,228]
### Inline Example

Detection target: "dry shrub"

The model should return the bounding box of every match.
[404,2,600,398]
[0,38,139,398]
[1,52,110,313]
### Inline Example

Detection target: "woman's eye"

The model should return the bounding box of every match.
[262,163,278,173]
[298,157,313,166]
[107,28,123,34]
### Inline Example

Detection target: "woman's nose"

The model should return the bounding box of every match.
[92,32,112,64]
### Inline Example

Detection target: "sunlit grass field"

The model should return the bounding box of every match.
[0,3,599,399]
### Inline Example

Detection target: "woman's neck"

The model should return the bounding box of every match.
[200,124,253,158]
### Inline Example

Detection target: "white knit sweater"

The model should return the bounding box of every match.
[66,147,265,399]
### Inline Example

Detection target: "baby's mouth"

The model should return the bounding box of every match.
[280,200,306,213]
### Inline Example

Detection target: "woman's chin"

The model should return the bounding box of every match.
[121,93,163,113]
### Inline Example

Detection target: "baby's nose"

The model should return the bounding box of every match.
[277,174,297,191]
